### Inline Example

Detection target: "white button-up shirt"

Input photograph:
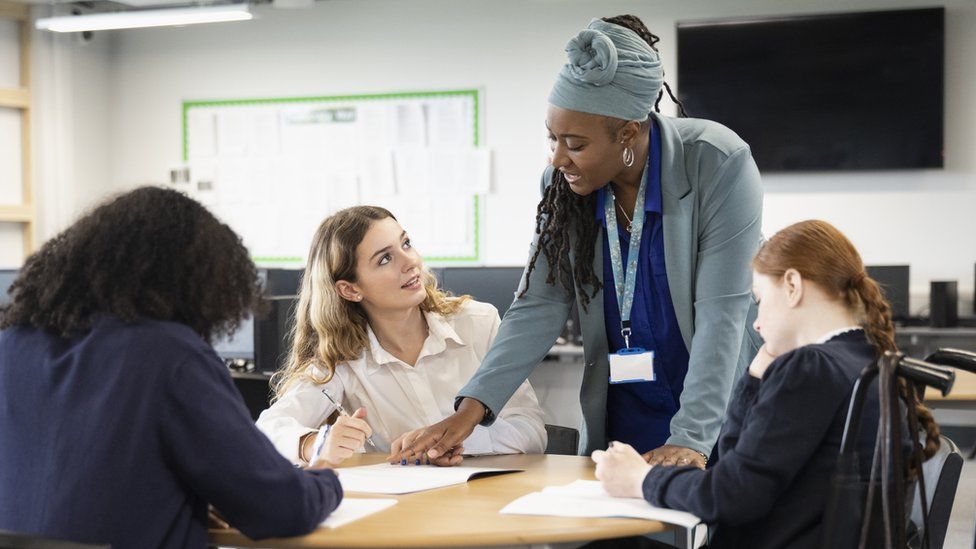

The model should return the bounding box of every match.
[256,300,547,464]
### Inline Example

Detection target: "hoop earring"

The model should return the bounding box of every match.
[622,146,635,168]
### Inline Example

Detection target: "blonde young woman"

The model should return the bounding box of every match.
[256,206,546,467]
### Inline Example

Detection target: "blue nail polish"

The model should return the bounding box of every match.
[415,459,421,465]
[401,459,407,465]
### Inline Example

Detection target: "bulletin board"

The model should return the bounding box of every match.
[180,89,486,264]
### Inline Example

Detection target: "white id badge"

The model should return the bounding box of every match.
[608,347,655,384]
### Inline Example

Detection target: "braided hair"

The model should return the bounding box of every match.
[519,14,685,309]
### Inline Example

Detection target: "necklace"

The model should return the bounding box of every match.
[615,200,633,233]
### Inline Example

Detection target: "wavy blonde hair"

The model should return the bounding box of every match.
[270,206,469,401]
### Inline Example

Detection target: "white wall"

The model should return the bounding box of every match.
[33,0,976,312]
[29,11,115,250]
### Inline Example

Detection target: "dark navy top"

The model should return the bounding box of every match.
[0,316,342,549]
[599,120,691,453]
[642,330,897,549]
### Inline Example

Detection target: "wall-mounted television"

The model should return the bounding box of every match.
[677,8,944,172]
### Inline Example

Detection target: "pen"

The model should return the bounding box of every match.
[321,389,377,450]
[308,424,329,466]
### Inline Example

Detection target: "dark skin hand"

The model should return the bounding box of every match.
[390,397,485,464]
[642,444,706,468]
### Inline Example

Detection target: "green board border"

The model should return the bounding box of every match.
[181,89,481,264]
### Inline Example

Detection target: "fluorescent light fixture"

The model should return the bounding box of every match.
[35,4,252,32]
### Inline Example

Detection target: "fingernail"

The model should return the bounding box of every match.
[401,459,407,465]
[415,459,420,465]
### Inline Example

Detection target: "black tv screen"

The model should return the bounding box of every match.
[677,8,944,172]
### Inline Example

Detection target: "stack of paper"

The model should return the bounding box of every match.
[337,463,523,495]
[320,498,397,529]
[500,480,701,528]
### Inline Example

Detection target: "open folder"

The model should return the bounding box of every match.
[336,463,523,494]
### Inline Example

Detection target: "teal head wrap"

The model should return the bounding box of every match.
[548,18,664,121]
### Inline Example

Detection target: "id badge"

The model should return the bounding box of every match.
[608,347,655,384]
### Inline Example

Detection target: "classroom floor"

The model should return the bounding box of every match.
[947,455,975,548]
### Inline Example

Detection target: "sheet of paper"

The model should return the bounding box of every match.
[320,498,397,529]
[425,98,471,147]
[217,110,255,157]
[394,103,427,147]
[187,110,217,159]
[336,463,522,495]
[427,148,491,194]
[500,480,702,529]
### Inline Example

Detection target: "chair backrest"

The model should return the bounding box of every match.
[0,530,109,549]
[544,424,580,455]
[911,435,963,549]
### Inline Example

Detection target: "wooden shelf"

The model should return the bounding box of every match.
[0,2,27,21]
[0,87,29,109]
[1,1,33,258]
[0,204,33,223]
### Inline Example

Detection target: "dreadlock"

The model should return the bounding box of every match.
[519,170,602,309]
[519,14,686,309]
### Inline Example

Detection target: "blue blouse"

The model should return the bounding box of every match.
[598,120,691,453]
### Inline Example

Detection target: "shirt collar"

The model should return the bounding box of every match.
[594,119,663,225]
[816,326,864,344]
[364,309,466,373]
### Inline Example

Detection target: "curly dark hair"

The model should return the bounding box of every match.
[0,186,261,342]
[519,14,687,310]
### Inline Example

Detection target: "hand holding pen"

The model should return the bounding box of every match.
[320,389,377,450]
[307,406,373,467]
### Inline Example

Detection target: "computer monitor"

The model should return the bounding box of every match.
[866,265,910,321]
[438,267,525,318]
[212,268,303,361]
[212,316,254,360]
[262,268,304,297]
[0,269,16,307]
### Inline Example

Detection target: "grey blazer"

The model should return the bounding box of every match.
[459,113,764,455]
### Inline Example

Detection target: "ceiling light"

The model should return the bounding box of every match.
[35,4,253,33]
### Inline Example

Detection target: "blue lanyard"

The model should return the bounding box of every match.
[604,172,647,350]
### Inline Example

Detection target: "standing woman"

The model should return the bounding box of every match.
[398,15,763,467]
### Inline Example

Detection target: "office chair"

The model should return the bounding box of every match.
[911,436,963,549]
[821,351,959,549]
[544,424,580,455]
[0,530,109,549]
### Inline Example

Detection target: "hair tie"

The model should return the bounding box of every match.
[850,271,867,289]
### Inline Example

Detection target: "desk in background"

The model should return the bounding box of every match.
[209,454,684,548]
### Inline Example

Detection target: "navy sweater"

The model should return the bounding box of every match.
[0,316,342,548]
[642,330,890,549]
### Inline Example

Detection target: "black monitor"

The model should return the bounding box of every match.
[438,267,525,318]
[866,265,910,321]
[212,268,303,362]
[0,269,16,307]
[677,8,944,172]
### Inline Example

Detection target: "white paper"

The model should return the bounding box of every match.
[336,463,522,495]
[427,148,491,195]
[393,148,431,194]
[394,103,427,147]
[425,99,470,147]
[217,110,255,157]
[359,148,396,199]
[187,110,217,159]
[320,498,397,529]
[500,480,701,529]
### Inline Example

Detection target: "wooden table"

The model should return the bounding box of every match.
[210,454,675,548]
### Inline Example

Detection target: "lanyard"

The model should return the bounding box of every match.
[604,172,647,350]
